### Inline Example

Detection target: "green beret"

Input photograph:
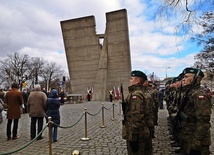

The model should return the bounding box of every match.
[148,81,157,86]
[178,73,184,79]
[182,67,204,77]
[172,76,181,83]
[165,79,172,86]
[131,70,147,80]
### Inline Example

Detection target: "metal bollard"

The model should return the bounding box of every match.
[81,108,90,141]
[72,150,80,155]
[100,103,106,128]
[112,102,115,121]
[48,117,52,155]
[118,102,121,115]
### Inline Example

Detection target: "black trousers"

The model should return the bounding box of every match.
[87,94,91,101]
[30,117,44,139]
[7,119,19,138]
[110,95,113,102]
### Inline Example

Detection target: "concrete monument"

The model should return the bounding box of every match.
[61,9,131,101]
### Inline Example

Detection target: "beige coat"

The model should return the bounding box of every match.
[27,90,47,117]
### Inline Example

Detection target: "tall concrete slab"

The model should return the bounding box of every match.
[61,9,131,101]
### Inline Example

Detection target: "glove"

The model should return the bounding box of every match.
[189,148,201,155]
[129,141,139,153]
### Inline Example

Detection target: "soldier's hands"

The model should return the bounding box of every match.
[128,132,138,141]
[189,148,201,155]
[129,141,139,153]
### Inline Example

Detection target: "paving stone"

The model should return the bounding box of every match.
[0,101,213,155]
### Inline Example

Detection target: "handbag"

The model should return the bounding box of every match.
[0,103,6,124]
[2,110,7,122]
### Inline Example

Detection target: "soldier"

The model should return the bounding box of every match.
[148,81,159,126]
[142,80,156,154]
[122,70,150,155]
[86,87,92,101]
[168,76,183,150]
[164,79,172,111]
[158,89,164,109]
[109,90,114,102]
[179,67,212,155]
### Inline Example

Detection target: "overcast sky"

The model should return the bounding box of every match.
[0,0,202,80]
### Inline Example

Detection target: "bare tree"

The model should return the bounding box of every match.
[0,52,67,91]
[40,62,65,91]
[193,12,214,91]
[194,51,214,91]
[156,0,213,34]
[0,52,30,90]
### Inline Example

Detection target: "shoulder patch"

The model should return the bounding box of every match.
[198,96,204,100]
[132,96,137,100]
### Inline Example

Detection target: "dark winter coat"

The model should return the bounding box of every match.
[46,89,60,126]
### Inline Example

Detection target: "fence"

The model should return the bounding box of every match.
[0,102,121,155]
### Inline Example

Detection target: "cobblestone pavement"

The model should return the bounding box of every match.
[0,101,213,155]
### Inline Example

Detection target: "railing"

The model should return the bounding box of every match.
[0,102,120,155]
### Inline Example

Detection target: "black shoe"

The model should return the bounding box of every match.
[37,137,43,140]
[12,136,20,140]
[53,140,58,142]
[171,142,180,147]
[173,147,181,153]
[31,138,34,140]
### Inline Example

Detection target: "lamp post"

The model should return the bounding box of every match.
[166,67,170,78]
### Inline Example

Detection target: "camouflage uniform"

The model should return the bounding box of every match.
[149,87,159,126]
[122,84,150,155]
[168,87,176,115]
[142,86,155,154]
[180,84,212,155]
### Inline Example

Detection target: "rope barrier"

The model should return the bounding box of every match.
[52,113,85,128]
[0,102,120,155]
[103,104,113,110]
[0,125,48,155]
[87,108,102,116]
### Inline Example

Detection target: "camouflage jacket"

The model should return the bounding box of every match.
[149,88,159,110]
[180,84,212,149]
[168,88,176,114]
[142,86,155,128]
[122,84,150,141]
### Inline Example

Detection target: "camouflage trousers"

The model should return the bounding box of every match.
[126,139,153,155]
[180,139,210,155]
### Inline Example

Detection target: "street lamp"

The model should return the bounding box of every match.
[166,67,170,78]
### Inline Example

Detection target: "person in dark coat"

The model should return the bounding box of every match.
[109,90,114,102]
[158,89,164,109]
[42,88,49,97]
[22,89,29,113]
[59,90,65,105]
[4,83,23,140]
[86,87,92,101]
[46,89,60,142]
